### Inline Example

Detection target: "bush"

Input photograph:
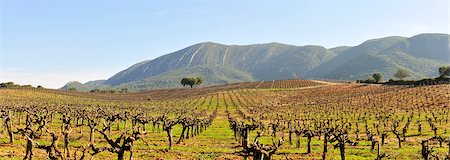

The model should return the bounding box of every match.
[385,77,449,86]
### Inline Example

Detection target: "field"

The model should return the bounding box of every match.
[0,79,449,160]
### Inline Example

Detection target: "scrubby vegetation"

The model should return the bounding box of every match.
[89,88,129,93]
[0,82,43,89]
[357,66,450,86]
[385,77,450,86]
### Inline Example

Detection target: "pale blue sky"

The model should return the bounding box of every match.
[0,0,448,88]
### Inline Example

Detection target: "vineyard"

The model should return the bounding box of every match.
[0,79,449,159]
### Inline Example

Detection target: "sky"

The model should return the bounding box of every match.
[0,0,448,88]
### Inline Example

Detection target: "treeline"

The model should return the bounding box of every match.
[0,82,44,89]
[89,88,129,93]
[385,77,450,85]
[357,66,450,86]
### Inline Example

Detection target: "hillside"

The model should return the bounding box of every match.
[104,42,335,86]
[63,33,450,91]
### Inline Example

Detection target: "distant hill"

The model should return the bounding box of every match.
[61,81,111,92]
[62,33,450,91]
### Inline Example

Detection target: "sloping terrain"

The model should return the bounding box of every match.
[63,33,450,91]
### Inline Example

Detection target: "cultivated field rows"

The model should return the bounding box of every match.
[0,80,449,159]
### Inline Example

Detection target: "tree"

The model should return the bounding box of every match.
[0,82,18,88]
[394,68,411,80]
[372,73,383,83]
[180,78,190,87]
[180,77,203,88]
[438,66,450,78]
[68,87,77,91]
[120,88,128,93]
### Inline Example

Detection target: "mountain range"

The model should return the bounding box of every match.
[62,33,450,92]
